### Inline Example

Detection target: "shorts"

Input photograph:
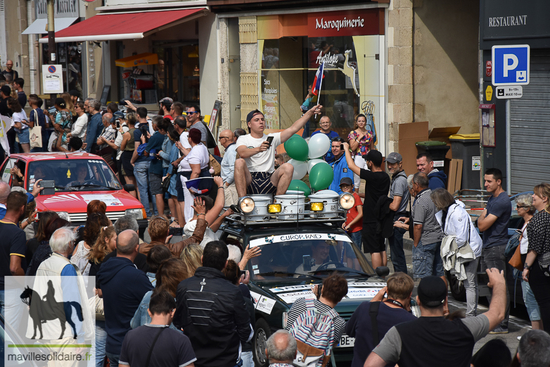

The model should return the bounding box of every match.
[248,171,277,195]
[17,128,30,144]
[412,240,444,278]
[121,151,134,177]
[362,222,385,253]
[149,173,162,195]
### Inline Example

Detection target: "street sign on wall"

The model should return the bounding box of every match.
[495,86,523,99]
[492,45,530,85]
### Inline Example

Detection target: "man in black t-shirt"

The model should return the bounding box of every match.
[343,143,390,269]
[120,290,196,367]
[365,269,506,367]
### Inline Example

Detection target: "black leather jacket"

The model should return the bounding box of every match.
[174,267,252,367]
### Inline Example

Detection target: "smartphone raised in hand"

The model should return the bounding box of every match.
[266,136,274,148]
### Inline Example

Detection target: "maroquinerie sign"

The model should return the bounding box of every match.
[315,16,365,32]
[308,9,381,37]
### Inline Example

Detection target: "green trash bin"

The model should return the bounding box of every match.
[449,134,480,190]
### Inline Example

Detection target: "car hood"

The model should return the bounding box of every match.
[251,279,386,308]
[35,190,141,212]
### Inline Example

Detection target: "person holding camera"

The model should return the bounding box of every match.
[328,137,354,195]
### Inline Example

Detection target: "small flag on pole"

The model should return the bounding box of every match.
[311,62,325,97]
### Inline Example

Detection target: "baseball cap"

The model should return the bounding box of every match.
[364,150,383,166]
[417,276,447,308]
[159,97,173,108]
[386,152,403,164]
[54,97,66,109]
[246,109,264,123]
[339,177,353,186]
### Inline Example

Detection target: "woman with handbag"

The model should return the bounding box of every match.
[523,183,550,333]
[514,194,542,330]
[7,97,31,152]
[431,188,482,317]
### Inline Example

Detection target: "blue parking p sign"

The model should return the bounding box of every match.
[492,45,530,86]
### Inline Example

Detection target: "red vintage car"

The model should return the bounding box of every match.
[0,152,147,232]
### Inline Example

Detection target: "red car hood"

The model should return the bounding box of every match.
[35,190,142,213]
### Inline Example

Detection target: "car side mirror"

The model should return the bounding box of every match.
[375,266,390,277]
[124,184,135,192]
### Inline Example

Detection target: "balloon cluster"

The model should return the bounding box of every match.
[283,134,334,195]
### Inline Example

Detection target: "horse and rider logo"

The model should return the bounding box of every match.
[20,280,83,340]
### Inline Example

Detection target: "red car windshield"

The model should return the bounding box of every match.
[28,159,122,192]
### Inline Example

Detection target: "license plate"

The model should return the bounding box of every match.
[338,334,355,348]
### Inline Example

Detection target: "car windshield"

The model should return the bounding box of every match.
[27,159,122,192]
[247,233,374,282]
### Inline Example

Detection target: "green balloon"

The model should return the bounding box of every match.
[288,179,311,197]
[309,162,334,191]
[284,135,309,161]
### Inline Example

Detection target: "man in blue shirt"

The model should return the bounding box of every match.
[329,137,354,194]
[477,168,511,334]
[219,129,238,206]
[85,99,103,153]
[311,116,339,163]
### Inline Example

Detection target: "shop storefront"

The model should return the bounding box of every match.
[23,0,82,95]
[40,6,209,106]
[480,0,550,192]
[255,8,385,142]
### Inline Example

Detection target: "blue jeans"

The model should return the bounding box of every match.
[389,226,407,274]
[412,240,443,278]
[134,160,157,217]
[522,278,541,322]
[349,231,362,248]
[481,244,509,328]
[95,320,107,367]
[241,351,253,367]
[106,352,120,367]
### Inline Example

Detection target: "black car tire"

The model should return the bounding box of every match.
[446,270,466,302]
[253,318,272,367]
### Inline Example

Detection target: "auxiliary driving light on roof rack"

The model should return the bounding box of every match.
[239,197,255,213]
[310,202,324,211]
[339,193,355,210]
[268,204,282,213]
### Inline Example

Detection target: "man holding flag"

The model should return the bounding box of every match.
[301,63,324,138]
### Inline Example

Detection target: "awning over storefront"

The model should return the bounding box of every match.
[23,17,78,35]
[39,8,208,43]
[115,53,159,68]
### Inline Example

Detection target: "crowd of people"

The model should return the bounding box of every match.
[2,60,550,366]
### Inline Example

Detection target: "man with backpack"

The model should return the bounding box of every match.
[285,273,348,367]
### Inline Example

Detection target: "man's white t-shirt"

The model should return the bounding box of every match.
[236,132,281,173]
[178,143,209,171]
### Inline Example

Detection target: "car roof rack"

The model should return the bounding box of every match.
[223,211,347,227]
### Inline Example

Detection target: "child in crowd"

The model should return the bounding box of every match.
[340,177,363,248]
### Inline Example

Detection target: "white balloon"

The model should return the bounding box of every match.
[288,159,308,180]
[308,159,325,173]
[308,133,331,159]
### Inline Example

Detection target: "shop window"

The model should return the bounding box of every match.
[260,36,360,136]
[42,43,83,95]
[154,43,200,105]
